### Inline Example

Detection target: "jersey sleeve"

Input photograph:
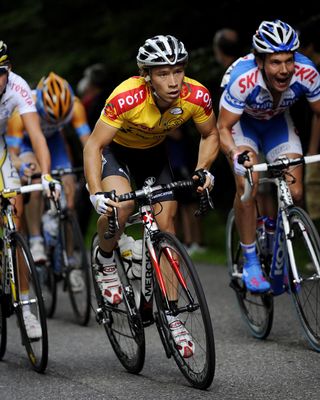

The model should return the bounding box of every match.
[100,77,147,129]
[293,52,320,103]
[181,78,213,124]
[12,75,37,115]
[6,109,25,150]
[220,56,257,114]
[71,97,91,138]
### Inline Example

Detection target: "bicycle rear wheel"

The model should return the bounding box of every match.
[90,233,145,374]
[12,231,48,372]
[153,231,215,390]
[226,209,274,339]
[61,211,91,326]
[36,260,57,319]
[287,206,320,351]
[0,296,7,359]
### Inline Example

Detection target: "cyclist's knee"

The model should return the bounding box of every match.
[291,186,303,206]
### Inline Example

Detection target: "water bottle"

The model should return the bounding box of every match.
[42,211,59,247]
[118,233,135,279]
[131,239,143,280]
[256,216,267,256]
[265,217,276,255]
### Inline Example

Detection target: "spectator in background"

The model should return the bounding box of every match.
[75,63,110,236]
[211,28,244,215]
[293,16,320,227]
[212,28,242,70]
[77,63,109,130]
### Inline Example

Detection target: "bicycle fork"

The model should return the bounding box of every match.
[147,236,196,315]
[283,210,320,285]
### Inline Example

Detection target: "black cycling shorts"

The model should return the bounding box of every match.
[101,142,175,202]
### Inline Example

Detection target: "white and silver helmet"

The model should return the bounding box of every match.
[137,35,188,68]
[252,20,300,53]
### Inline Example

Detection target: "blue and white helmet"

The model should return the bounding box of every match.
[137,35,188,68]
[252,20,300,53]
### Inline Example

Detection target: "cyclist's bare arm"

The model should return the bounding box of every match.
[217,107,254,166]
[83,119,118,206]
[194,114,220,192]
[306,99,320,155]
[21,112,51,175]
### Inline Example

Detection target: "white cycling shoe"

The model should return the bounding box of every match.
[23,311,42,340]
[30,238,47,264]
[69,269,85,293]
[95,264,123,305]
[167,314,195,358]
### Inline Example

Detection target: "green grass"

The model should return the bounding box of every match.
[85,209,228,266]
[190,211,228,266]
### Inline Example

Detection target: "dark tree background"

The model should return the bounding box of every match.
[1,0,319,212]
[1,0,318,86]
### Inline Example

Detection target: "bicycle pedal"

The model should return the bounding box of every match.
[95,307,110,325]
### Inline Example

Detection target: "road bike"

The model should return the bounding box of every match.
[35,167,91,326]
[226,154,320,351]
[0,182,48,372]
[90,177,215,389]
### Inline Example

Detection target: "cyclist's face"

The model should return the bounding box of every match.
[0,69,9,96]
[258,52,295,93]
[150,64,185,104]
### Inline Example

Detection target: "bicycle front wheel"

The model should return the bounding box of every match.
[153,232,215,390]
[287,206,320,351]
[61,211,91,326]
[91,233,145,374]
[11,231,48,372]
[226,209,274,339]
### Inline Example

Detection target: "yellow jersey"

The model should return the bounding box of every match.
[101,76,213,149]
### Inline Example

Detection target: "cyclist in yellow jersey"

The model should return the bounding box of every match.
[7,72,90,267]
[0,41,60,339]
[84,35,220,357]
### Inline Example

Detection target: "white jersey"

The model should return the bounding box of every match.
[220,52,320,120]
[0,71,36,189]
[0,71,35,135]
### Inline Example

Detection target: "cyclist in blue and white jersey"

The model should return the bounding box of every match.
[217,20,320,293]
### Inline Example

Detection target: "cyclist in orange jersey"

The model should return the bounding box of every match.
[84,35,219,358]
[7,72,90,265]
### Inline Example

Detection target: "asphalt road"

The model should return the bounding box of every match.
[1,263,320,400]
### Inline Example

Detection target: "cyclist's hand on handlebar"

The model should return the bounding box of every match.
[89,192,120,215]
[19,162,36,179]
[41,174,61,200]
[192,168,215,192]
[232,150,254,176]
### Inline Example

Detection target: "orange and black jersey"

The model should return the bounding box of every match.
[100,76,213,149]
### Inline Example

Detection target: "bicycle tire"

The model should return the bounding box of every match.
[90,233,145,374]
[0,297,7,359]
[11,231,48,372]
[226,209,274,339]
[286,206,320,351]
[36,260,57,319]
[61,211,91,326]
[152,231,215,390]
